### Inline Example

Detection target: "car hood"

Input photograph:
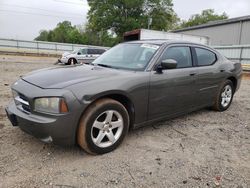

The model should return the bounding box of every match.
[62,52,71,57]
[21,65,125,89]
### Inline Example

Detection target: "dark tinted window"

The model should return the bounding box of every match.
[195,48,216,66]
[87,49,105,55]
[161,46,192,68]
[87,49,95,54]
[97,49,106,54]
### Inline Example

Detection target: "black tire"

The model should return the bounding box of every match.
[77,98,129,154]
[67,58,77,65]
[212,80,234,111]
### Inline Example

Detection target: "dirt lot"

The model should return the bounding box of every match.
[0,55,249,188]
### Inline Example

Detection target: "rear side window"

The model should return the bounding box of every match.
[97,49,106,54]
[161,46,192,68]
[87,49,95,55]
[195,48,217,66]
[87,49,105,55]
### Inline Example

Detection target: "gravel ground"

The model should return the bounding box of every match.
[0,55,249,188]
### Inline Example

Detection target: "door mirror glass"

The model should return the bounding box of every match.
[158,59,177,70]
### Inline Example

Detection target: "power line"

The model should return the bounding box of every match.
[0,9,85,19]
[1,3,88,17]
[53,0,88,6]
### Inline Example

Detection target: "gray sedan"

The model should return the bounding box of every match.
[6,40,242,154]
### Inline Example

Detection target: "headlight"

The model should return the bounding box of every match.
[34,97,68,114]
[12,90,18,99]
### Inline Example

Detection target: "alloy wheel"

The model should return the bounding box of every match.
[91,110,124,148]
[221,85,232,108]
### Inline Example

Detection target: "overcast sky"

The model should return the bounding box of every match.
[0,0,249,40]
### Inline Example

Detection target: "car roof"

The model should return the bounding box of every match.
[78,47,107,50]
[125,39,206,46]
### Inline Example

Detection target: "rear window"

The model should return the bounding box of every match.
[195,48,217,66]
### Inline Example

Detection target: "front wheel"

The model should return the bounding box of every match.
[77,98,129,154]
[212,80,234,111]
[67,58,77,65]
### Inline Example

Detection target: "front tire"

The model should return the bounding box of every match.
[77,98,129,154]
[67,58,77,65]
[212,80,234,111]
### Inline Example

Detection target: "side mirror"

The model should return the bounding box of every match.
[157,59,177,72]
[77,52,81,55]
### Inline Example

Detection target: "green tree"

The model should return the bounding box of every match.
[52,21,74,42]
[87,0,179,39]
[35,30,49,41]
[34,20,117,47]
[35,21,81,43]
[180,9,228,28]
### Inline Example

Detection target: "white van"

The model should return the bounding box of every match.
[58,48,107,65]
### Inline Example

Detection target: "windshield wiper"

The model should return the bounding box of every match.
[84,62,94,65]
[96,64,113,68]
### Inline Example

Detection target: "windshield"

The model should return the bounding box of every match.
[72,49,79,54]
[93,43,159,71]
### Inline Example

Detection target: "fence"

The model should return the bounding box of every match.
[213,45,250,70]
[0,38,250,70]
[0,38,108,56]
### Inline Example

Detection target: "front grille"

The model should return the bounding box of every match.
[13,91,31,113]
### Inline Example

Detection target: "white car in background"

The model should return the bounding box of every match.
[58,47,107,65]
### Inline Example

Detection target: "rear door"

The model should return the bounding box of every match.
[148,45,197,120]
[86,49,101,63]
[87,49,100,58]
[191,46,222,107]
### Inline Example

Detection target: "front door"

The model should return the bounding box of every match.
[77,49,87,62]
[148,45,197,120]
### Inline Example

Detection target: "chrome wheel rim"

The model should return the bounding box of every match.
[221,85,232,108]
[91,110,124,148]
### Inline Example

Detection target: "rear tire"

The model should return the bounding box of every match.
[212,80,234,111]
[77,98,129,154]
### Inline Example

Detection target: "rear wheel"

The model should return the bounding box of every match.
[77,98,129,154]
[212,80,234,111]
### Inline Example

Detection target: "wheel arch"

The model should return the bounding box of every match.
[227,76,237,92]
[68,57,77,64]
[99,94,135,129]
[80,91,135,130]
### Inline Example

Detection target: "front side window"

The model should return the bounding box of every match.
[93,43,159,71]
[79,49,87,55]
[161,46,192,68]
[195,48,216,66]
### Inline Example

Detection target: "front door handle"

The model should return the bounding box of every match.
[189,72,197,76]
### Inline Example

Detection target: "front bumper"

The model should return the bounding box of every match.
[6,101,78,146]
[58,58,68,64]
[5,79,84,146]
